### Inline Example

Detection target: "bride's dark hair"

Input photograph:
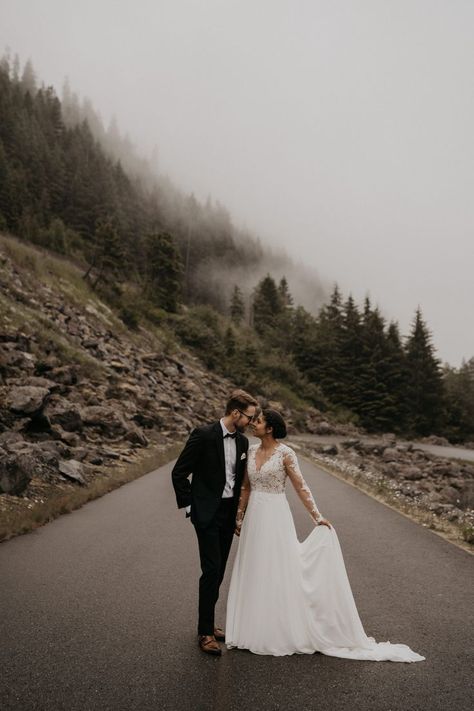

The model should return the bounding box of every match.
[262,409,287,439]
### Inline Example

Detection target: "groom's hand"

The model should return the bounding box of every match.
[234,525,241,537]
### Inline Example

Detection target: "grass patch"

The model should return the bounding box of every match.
[0,440,183,543]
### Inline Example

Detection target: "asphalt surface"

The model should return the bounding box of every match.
[0,446,473,711]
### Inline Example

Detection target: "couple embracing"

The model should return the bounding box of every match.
[172,389,425,662]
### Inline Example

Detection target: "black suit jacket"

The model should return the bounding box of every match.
[171,421,249,528]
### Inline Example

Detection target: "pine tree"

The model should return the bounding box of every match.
[278,276,293,307]
[230,285,245,325]
[358,305,395,431]
[312,284,345,403]
[252,274,283,335]
[20,59,36,95]
[83,218,124,290]
[224,325,237,357]
[339,295,364,413]
[404,307,445,435]
[384,321,409,432]
[442,359,474,442]
[145,231,183,312]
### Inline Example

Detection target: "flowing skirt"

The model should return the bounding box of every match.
[225,491,425,661]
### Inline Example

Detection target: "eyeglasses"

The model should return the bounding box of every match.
[237,409,254,422]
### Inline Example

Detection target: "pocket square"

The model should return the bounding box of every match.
[240,453,247,460]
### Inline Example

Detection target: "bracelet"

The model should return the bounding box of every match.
[314,512,323,524]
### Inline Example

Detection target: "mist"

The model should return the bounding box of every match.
[0,0,472,366]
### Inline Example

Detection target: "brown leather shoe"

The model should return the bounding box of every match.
[214,627,225,642]
[198,635,222,656]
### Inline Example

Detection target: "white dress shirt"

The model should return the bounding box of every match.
[220,418,237,498]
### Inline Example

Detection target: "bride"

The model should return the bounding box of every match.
[225,409,425,662]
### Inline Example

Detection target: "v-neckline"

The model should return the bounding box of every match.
[253,444,282,473]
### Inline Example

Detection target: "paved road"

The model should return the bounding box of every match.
[0,448,473,711]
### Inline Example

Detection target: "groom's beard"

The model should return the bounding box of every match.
[235,423,247,433]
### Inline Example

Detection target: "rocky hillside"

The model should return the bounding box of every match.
[294,435,474,547]
[0,234,340,539]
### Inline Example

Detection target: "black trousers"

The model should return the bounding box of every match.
[194,497,236,636]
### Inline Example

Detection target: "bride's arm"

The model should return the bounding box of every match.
[235,467,251,536]
[283,448,331,528]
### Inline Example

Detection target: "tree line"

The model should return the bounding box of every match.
[0,54,472,442]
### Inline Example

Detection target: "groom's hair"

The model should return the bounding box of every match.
[225,389,258,415]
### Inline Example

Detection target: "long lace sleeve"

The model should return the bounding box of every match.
[235,467,251,528]
[283,447,323,525]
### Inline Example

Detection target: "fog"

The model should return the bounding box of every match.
[1,0,473,366]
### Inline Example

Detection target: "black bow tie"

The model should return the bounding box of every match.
[224,432,237,439]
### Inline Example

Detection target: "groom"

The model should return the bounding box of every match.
[171,389,258,656]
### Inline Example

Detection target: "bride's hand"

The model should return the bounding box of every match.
[317,518,332,529]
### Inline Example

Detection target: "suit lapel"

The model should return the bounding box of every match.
[213,421,226,477]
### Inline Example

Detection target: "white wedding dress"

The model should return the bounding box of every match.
[225,443,425,661]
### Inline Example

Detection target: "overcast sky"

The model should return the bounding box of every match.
[1,0,473,367]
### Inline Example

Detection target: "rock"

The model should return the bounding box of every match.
[48,365,79,385]
[20,376,59,391]
[81,405,129,437]
[0,431,24,447]
[44,396,83,431]
[401,466,424,480]
[0,449,35,494]
[382,447,401,462]
[58,459,85,485]
[8,386,50,414]
[430,503,456,515]
[438,486,461,506]
[50,425,80,447]
[446,507,464,521]
[341,439,361,449]
[123,424,148,447]
[420,435,451,446]
[322,444,338,455]
[313,421,333,435]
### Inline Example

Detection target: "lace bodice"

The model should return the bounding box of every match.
[248,442,288,493]
[236,443,323,527]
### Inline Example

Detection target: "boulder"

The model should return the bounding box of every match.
[0,449,35,494]
[401,466,424,481]
[0,431,24,448]
[81,405,129,437]
[123,424,148,447]
[44,396,83,431]
[439,486,461,506]
[58,459,86,485]
[322,444,338,455]
[8,385,50,415]
[382,448,401,462]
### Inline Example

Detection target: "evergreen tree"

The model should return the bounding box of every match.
[358,305,395,431]
[145,231,183,312]
[230,285,245,325]
[312,284,345,403]
[252,274,283,335]
[20,58,36,95]
[224,325,237,357]
[339,295,364,413]
[442,357,474,442]
[278,276,293,307]
[404,307,445,435]
[83,218,124,290]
